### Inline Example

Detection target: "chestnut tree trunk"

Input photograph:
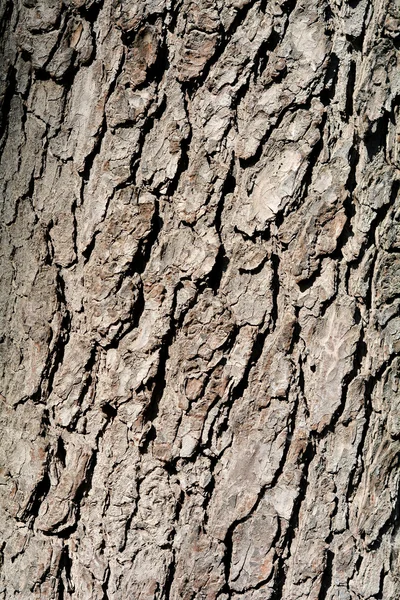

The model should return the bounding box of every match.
[1,0,400,598]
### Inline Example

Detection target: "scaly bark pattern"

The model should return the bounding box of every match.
[1,0,400,598]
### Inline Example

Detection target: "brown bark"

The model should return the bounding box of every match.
[1,0,400,598]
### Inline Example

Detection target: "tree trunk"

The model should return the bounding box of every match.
[1,0,400,598]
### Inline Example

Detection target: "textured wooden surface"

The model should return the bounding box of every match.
[1,0,400,598]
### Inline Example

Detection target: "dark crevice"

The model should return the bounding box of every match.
[0,64,16,148]
[392,36,400,51]
[163,553,176,600]
[255,0,297,81]
[346,179,399,308]
[232,59,254,113]
[140,287,180,433]
[325,141,360,266]
[219,387,300,580]
[66,345,98,430]
[298,358,308,416]
[281,0,297,16]
[255,29,281,79]
[219,170,237,210]
[208,245,229,294]
[57,545,74,598]
[29,272,72,406]
[56,437,67,468]
[345,4,368,54]
[297,260,323,293]
[133,201,163,275]
[119,10,166,46]
[57,568,65,599]
[51,445,102,539]
[80,116,106,181]
[270,440,316,600]
[238,106,288,169]
[234,224,271,243]
[208,168,236,293]
[78,0,104,24]
[79,50,125,191]
[238,98,312,170]
[48,405,116,538]
[101,566,110,600]
[54,49,81,88]
[294,111,327,213]
[32,14,69,78]
[228,327,269,406]
[19,468,51,525]
[139,34,169,90]
[324,4,334,23]
[202,457,219,518]
[39,410,51,438]
[318,549,334,600]
[0,0,13,43]
[346,351,392,500]
[346,138,360,199]
[81,228,100,263]
[238,252,270,275]
[0,541,6,569]
[288,311,301,355]
[101,402,118,419]
[267,391,300,490]
[175,281,201,329]
[364,110,390,160]
[270,253,280,329]
[166,0,184,34]
[164,92,192,197]
[375,568,386,599]
[345,60,356,120]
[320,53,340,106]
[31,69,52,82]
[367,469,400,550]
[70,198,78,265]
[316,319,366,438]
[130,95,167,183]
[227,520,282,594]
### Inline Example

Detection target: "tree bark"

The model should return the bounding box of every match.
[1,0,400,598]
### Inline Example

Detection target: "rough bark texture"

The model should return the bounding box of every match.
[1,0,400,598]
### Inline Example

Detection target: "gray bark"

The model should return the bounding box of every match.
[1,0,400,598]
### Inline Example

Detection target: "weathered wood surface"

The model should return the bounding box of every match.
[1,0,400,598]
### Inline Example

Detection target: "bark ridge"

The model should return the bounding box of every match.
[1,0,400,598]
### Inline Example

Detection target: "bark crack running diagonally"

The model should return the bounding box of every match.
[1,0,400,598]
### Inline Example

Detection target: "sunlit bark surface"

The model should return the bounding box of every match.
[1,0,400,598]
